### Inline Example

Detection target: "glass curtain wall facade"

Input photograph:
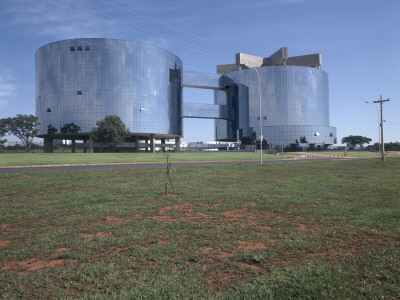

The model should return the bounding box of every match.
[36,38,182,137]
[36,40,336,150]
[216,66,336,145]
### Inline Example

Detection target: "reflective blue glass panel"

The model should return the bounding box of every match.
[36,38,183,136]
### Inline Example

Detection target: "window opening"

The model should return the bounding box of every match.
[70,47,75,51]
[77,91,82,95]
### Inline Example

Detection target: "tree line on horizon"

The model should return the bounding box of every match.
[1,114,399,153]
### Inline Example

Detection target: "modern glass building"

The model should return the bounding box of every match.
[35,39,336,152]
[215,66,336,145]
[36,38,182,152]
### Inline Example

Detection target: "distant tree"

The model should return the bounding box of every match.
[240,136,253,145]
[0,119,7,142]
[341,135,372,150]
[385,142,400,151]
[251,131,257,145]
[300,136,308,143]
[91,115,130,152]
[0,119,8,152]
[47,124,58,134]
[240,132,267,149]
[60,122,81,133]
[4,114,40,152]
[240,131,257,145]
[256,138,268,150]
[366,142,380,152]
[284,142,302,152]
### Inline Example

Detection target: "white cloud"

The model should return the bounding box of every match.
[3,0,120,39]
[0,74,17,108]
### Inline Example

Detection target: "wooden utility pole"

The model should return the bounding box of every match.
[373,95,390,161]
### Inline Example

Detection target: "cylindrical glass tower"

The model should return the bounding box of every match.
[36,38,182,137]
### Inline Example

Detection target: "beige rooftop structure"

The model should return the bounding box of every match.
[217,47,321,75]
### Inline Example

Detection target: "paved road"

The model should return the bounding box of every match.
[0,156,344,174]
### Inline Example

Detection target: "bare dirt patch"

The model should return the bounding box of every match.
[206,272,244,291]
[21,227,36,232]
[0,240,11,247]
[1,223,10,229]
[2,258,64,273]
[222,209,248,218]
[238,261,264,271]
[214,251,234,259]
[159,203,193,215]
[197,212,213,219]
[105,216,128,224]
[149,215,179,222]
[198,247,213,255]
[238,241,266,251]
[297,223,307,231]
[56,248,70,254]
[81,232,113,238]
[165,193,179,197]
[199,200,226,208]
[158,239,168,245]
[305,249,340,263]
[46,225,67,229]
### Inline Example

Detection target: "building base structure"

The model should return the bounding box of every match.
[40,133,182,153]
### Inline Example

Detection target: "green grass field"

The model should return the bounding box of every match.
[0,152,297,167]
[1,151,398,167]
[1,159,399,299]
[306,151,399,158]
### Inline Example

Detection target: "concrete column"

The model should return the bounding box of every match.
[145,138,149,153]
[134,136,139,152]
[175,137,181,152]
[150,134,156,153]
[161,138,166,153]
[89,135,94,153]
[71,139,76,153]
[44,137,53,153]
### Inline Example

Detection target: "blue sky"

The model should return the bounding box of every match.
[0,0,399,144]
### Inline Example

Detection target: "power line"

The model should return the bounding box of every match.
[45,0,217,57]
[96,0,219,47]
[385,120,400,126]
[55,0,217,57]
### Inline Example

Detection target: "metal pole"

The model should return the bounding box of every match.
[373,95,390,161]
[380,97,385,161]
